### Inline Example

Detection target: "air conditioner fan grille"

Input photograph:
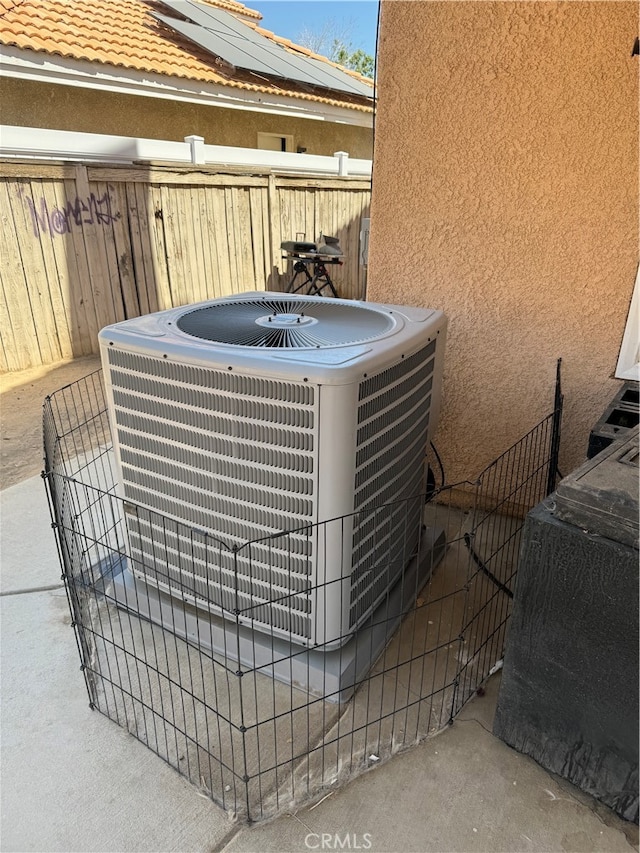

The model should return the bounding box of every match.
[176,298,394,348]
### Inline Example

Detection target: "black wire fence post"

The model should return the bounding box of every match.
[546,357,564,496]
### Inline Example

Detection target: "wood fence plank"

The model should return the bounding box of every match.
[144,183,172,310]
[350,190,362,300]
[160,184,186,307]
[92,180,126,324]
[288,189,298,242]
[186,186,206,304]
[260,187,272,288]
[0,267,24,371]
[108,180,140,320]
[132,182,159,315]
[340,191,351,297]
[279,186,292,261]
[350,190,362,301]
[233,186,247,291]
[275,177,371,191]
[73,166,119,333]
[180,185,199,305]
[203,187,222,299]
[168,184,188,307]
[179,185,199,304]
[47,180,93,354]
[86,167,270,187]
[267,175,283,282]
[224,187,240,295]
[0,162,78,180]
[240,188,253,290]
[200,186,216,299]
[171,183,190,306]
[179,185,196,304]
[305,188,316,245]
[248,186,265,291]
[125,182,151,316]
[36,179,74,358]
[5,179,60,364]
[61,176,101,349]
[209,186,224,299]
[317,188,334,291]
[340,190,352,300]
[127,184,160,314]
[279,186,292,247]
[296,190,307,284]
[294,189,304,242]
[7,179,59,363]
[0,297,11,371]
[195,186,214,302]
[346,191,358,298]
[298,190,307,246]
[359,192,371,300]
[237,187,254,292]
[210,187,230,297]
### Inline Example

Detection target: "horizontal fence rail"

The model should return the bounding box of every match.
[0,159,371,372]
[0,127,372,176]
[43,368,562,823]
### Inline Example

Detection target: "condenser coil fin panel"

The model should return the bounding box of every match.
[107,348,316,641]
[349,341,437,628]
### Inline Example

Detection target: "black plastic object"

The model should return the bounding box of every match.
[588,381,639,458]
[494,498,639,823]
[280,240,317,253]
[555,426,638,548]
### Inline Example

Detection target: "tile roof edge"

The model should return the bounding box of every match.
[197,0,262,21]
[1,43,375,113]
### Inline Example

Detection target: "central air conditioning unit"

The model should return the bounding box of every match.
[99,293,447,649]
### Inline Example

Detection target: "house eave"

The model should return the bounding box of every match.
[0,46,374,129]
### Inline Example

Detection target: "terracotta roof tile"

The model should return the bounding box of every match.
[0,0,374,112]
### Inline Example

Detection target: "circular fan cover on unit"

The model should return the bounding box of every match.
[176,298,395,348]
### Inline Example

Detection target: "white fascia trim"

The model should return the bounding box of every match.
[0,47,373,129]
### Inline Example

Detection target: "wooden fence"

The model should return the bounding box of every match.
[0,161,371,372]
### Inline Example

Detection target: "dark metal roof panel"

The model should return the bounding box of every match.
[155,0,373,99]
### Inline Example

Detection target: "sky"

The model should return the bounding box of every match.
[248,1,380,59]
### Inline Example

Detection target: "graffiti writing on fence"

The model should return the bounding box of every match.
[19,188,122,238]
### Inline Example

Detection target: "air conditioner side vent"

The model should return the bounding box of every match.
[349,342,437,628]
[108,349,315,405]
[114,417,314,473]
[109,346,317,642]
[358,340,436,401]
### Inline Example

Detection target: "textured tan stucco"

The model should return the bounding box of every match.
[1,78,373,158]
[369,0,639,483]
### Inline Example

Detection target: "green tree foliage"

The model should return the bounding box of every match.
[331,43,375,78]
[296,20,375,79]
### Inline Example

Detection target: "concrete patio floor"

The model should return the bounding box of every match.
[1,359,637,852]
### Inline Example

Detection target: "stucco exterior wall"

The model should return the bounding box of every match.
[368,0,639,484]
[0,77,373,158]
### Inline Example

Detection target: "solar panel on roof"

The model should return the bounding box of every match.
[154,0,374,99]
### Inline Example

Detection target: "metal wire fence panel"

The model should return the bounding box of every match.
[42,369,562,822]
[452,402,563,715]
